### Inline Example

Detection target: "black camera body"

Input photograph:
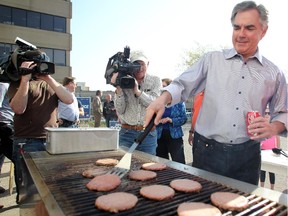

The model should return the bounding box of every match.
[0,37,55,82]
[13,37,55,76]
[104,46,140,89]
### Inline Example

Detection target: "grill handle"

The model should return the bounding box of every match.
[135,114,156,144]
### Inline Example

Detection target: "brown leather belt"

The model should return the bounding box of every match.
[121,124,155,131]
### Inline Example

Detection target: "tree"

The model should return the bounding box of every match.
[177,43,225,113]
[178,42,227,71]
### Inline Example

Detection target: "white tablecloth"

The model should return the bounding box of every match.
[261,150,288,176]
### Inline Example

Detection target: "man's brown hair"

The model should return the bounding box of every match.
[62,76,75,86]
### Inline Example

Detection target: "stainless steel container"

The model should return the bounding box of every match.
[45,127,119,154]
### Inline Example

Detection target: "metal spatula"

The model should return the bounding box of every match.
[107,114,156,178]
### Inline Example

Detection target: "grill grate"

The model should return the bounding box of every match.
[28,151,287,216]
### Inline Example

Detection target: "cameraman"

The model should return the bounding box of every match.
[111,51,161,155]
[8,61,73,204]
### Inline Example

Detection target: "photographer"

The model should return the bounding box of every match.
[103,94,117,127]
[7,61,73,204]
[111,50,161,155]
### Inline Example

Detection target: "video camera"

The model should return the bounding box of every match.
[104,46,141,89]
[0,37,55,82]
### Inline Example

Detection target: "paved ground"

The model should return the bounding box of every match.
[0,122,287,215]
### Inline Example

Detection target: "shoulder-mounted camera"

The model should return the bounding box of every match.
[0,37,55,82]
[104,46,141,89]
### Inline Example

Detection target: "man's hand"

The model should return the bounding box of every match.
[19,61,37,76]
[248,116,282,139]
[110,72,118,85]
[133,78,142,97]
[144,91,172,127]
[111,73,123,94]
[20,61,37,70]
[188,133,194,146]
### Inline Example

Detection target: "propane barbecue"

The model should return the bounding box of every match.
[20,148,287,216]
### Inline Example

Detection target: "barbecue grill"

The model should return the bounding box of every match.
[19,148,287,216]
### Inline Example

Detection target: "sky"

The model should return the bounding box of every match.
[71,0,288,91]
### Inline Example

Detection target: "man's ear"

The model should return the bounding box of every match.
[261,26,268,39]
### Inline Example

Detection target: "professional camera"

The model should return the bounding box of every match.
[0,37,55,82]
[104,46,141,89]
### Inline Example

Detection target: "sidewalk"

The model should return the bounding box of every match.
[0,159,18,216]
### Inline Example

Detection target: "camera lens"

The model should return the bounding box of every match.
[120,77,135,89]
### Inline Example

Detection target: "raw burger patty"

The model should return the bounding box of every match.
[95,158,119,166]
[86,174,121,191]
[95,192,138,213]
[210,192,249,211]
[128,170,157,181]
[170,179,202,193]
[177,202,222,216]
[141,162,167,171]
[140,184,175,201]
[82,169,99,178]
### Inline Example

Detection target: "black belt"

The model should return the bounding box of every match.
[14,138,46,142]
[122,124,156,131]
[195,132,260,151]
[58,118,77,127]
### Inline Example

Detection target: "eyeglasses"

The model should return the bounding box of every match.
[265,112,270,115]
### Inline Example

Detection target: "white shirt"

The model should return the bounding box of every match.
[165,48,287,144]
[58,91,79,122]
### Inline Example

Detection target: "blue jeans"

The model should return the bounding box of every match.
[119,128,157,155]
[193,132,261,185]
[12,138,46,202]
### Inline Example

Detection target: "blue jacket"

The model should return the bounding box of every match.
[157,102,187,139]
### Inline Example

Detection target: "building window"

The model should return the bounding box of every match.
[54,49,66,66]
[0,5,66,33]
[0,43,12,56]
[40,48,66,66]
[27,11,40,29]
[41,14,53,31]
[12,8,26,27]
[0,5,12,24]
[54,16,66,32]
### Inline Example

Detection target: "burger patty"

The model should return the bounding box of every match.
[141,162,167,171]
[170,179,202,193]
[128,170,157,181]
[95,192,138,213]
[210,192,249,211]
[177,202,222,216]
[140,184,175,201]
[86,174,121,191]
[95,158,119,166]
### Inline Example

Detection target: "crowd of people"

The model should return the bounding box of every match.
[0,0,287,210]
